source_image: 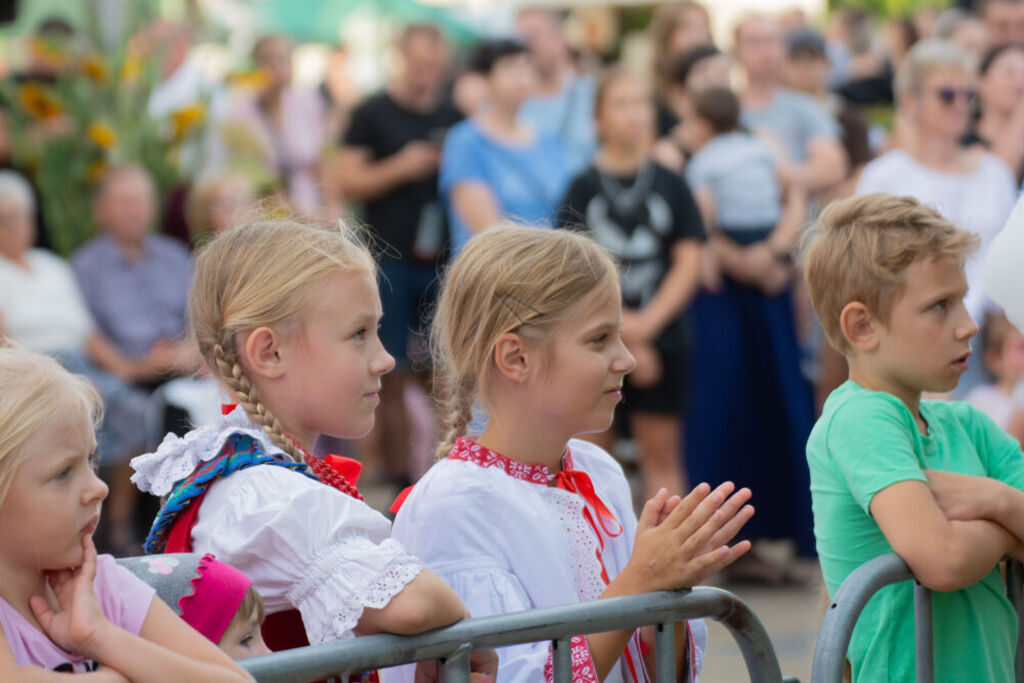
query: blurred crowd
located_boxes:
[3,0,1024,578]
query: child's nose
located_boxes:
[958,309,980,340]
[84,470,109,505]
[375,347,396,376]
[614,342,637,375]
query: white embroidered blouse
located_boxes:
[383,437,707,683]
[130,406,424,645]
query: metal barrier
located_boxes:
[241,587,798,683]
[811,554,1024,683]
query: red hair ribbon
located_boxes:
[324,454,362,487]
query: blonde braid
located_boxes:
[211,340,365,500]
[435,374,475,460]
[212,341,304,463]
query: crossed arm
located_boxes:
[870,474,1024,592]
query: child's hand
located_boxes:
[625,483,754,592]
[925,470,998,522]
[413,648,497,683]
[29,536,111,661]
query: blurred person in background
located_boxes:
[983,0,1024,47]
[734,14,847,196]
[679,86,815,580]
[652,45,732,172]
[0,169,149,554]
[649,2,713,138]
[517,8,597,177]
[185,171,255,244]
[966,43,1024,180]
[557,70,704,501]
[337,23,462,487]
[933,8,990,63]
[220,35,328,218]
[439,39,569,254]
[855,39,1016,390]
[883,16,920,70]
[782,28,872,194]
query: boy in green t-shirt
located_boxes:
[804,193,1024,682]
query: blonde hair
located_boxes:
[0,343,102,504]
[190,218,374,463]
[431,224,618,458]
[803,193,979,355]
[894,39,975,101]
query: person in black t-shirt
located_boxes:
[557,70,704,503]
[337,24,462,486]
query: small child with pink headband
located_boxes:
[120,554,270,659]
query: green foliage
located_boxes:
[0,2,206,256]
[828,0,950,18]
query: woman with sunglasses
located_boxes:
[855,39,1016,393]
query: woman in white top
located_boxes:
[856,40,1017,329]
[0,170,149,545]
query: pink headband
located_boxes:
[178,554,253,643]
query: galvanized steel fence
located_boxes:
[238,587,795,683]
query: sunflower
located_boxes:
[86,160,108,185]
[87,121,118,150]
[170,103,205,142]
[17,83,63,120]
[79,55,108,83]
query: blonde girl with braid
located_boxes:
[387,225,755,683]
[130,220,493,679]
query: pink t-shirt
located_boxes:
[0,555,156,673]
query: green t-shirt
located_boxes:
[807,380,1024,682]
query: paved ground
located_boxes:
[701,581,822,682]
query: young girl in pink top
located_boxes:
[0,345,251,681]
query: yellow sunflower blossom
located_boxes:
[17,83,63,120]
[228,69,270,92]
[120,56,142,84]
[170,103,205,142]
[80,55,107,83]
[87,122,118,150]
[86,160,107,185]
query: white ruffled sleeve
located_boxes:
[191,465,424,644]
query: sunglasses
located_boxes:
[931,86,978,106]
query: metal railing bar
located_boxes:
[438,647,470,683]
[242,587,785,683]
[655,622,677,682]
[811,553,914,683]
[552,637,572,683]
[1007,560,1024,682]
[912,582,933,683]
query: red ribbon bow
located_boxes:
[324,454,362,487]
[555,468,623,539]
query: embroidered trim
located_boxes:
[543,634,599,682]
[447,437,552,485]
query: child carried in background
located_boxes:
[388,225,754,682]
[804,194,1024,682]
[965,311,1024,430]
[0,344,251,681]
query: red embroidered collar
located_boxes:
[448,437,574,485]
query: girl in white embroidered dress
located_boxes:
[130,220,487,662]
[388,225,755,683]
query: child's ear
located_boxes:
[242,326,286,379]
[839,302,880,352]
[493,332,530,383]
